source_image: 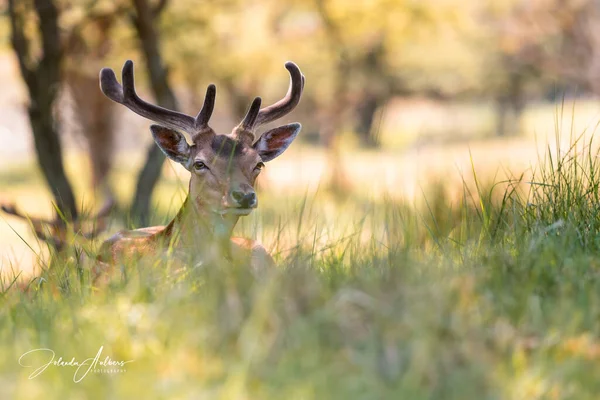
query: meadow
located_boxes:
[2,102,600,399]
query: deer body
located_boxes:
[99,196,272,269]
[96,60,304,272]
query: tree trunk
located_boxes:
[354,94,383,148]
[314,0,352,193]
[64,10,118,203]
[8,0,78,221]
[28,104,79,221]
[495,74,525,138]
[354,38,387,148]
[495,96,508,137]
[66,70,116,200]
[129,0,179,225]
[508,72,525,136]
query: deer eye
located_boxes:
[254,162,265,172]
[194,161,208,171]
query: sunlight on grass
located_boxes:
[3,113,600,398]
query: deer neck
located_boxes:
[164,196,240,250]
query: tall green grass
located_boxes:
[2,132,600,399]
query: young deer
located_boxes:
[97,60,304,270]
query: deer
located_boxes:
[96,60,304,272]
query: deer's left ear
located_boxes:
[151,125,192,167]
[253,123,301,162]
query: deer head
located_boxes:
[99,60,304,222]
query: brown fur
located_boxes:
[96,132,271,278]
[96,61,305,280]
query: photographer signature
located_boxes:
[19,346,134,382]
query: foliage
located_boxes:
[2,128,600,398]
[7,0,600,141]
[4,2,600,395]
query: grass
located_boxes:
[2,128,600,398]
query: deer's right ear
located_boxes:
[151,125,192,167]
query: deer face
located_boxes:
[99,60,304,218]
[151,123,301,216]
[191,134,262,215]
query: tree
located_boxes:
[549,0,600,95]
[8,0,78,221]
[63,0,123,203]
[478,0,547,137]
[310,0,464,146]
[128,0,180,225]
[473,0,600,136]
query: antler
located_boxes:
[1,198,115,250]
[235,97,262,142]
[99,60,216,134]
[233,61,305,141]
[256,61,305,126]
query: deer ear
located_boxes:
[253,123,301,162]
[151,125,191,166]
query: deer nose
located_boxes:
[230,190,257,208]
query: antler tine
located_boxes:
[2,199,114,250]
[2,198,114,228]
[91,197,115,220]
[254,61,305,127]
[99,60,197,134]
[194,84,217,130]
[76,197,115,239]
[233,97,262,142]
[240,97,262,130]
[80,214,109,240]
[1,203,57,227]
[1,203,64,248]
[33,229,65,250]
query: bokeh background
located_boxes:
[6,2,600,398]
[3,0,600,272]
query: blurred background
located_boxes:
[3,0,600,272]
